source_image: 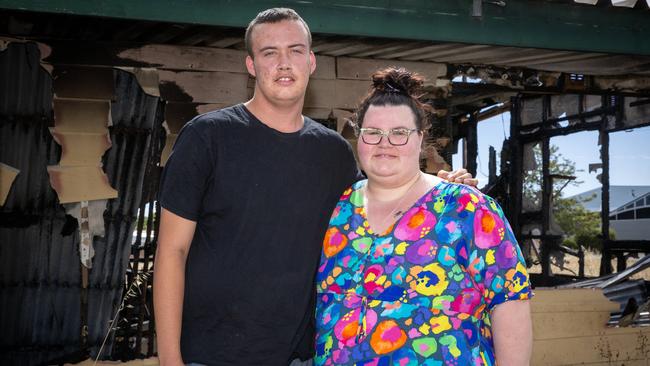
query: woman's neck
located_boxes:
[365,171,422,203]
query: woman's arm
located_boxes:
[491,299,533,366]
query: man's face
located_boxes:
[245,20,316,107]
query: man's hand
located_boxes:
[437,168,479,187]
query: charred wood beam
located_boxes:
[477,102,510,123]
[629,98,650,107]
[521,234,563,240]
[541,95,552,278]
[452,81,553,95]
[34,39,248,74]
[518,107,616,133]
[442,112,454,166]
[488,146,497,185]
[519,120,602,143]
[520,211,543,223]
[452,79,650,98]
[600,95,612,276]
[527,273,578,287]
[518,119,650,143]
[606,120,650,134]
[464,113,478,177]
[614,95,625,130]
[606,240,650,252]
[557,244,581,258]
[42,40,158,68]
[617,253,627,272]
[508,96,523,243]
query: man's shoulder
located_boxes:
[303,117,349,144]
[184,104,247,132]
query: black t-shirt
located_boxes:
[158,104,361,365]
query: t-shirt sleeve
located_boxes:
[466,192,533,310]
[158,123,214,222]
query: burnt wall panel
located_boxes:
[0,42,80,366]
[0,43,52,118]
[0,42,165,365]
[86,69,165,359]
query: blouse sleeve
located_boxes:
[466,191,533,310]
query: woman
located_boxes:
[315,67,533,365]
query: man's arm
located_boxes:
[154,208,197,366]
[491,300,533,366]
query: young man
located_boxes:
[154,8,476,366]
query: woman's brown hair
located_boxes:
[351,67,433,132]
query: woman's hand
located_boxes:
[437,168,479,187]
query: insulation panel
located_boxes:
[52,99,111,133]
[47,165,118,203]
[0,162,20,206]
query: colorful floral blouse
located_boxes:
[315,180,532,365]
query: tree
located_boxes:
[554,196,604,252]
[522,144,604,252]
[522,144,581,207]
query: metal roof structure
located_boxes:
[1,0,649,54]
[1,0,650,79]
[575,0,650,8]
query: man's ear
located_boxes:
[309,51,316,75]
[245,55,256,77]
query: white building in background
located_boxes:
[569,186,650,241]
[609,192,650,240]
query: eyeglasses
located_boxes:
[357,127,420,146]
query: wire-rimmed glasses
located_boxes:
[358,127,419,146]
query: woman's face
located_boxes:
[357,104,423,186]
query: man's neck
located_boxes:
[244,96,305,133]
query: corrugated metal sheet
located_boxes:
[0,41,165,365]
[603,279,647,311]
[575,0,650,8]
[604,280,650,327]
[105,70,164,360]
[0,41,79,366]
[560,255,650,327]
[88,69,164,360]
[0,42,52,118]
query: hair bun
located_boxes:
[371,67,424,97]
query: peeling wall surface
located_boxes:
[0,42,164,365]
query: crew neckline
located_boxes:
[239,104,308,137]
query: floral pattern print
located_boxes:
[315,180,532,365]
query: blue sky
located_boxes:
[452,112,650,197]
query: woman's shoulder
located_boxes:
[350,178,368,191]
[333,179,367,206]
[430,179,503,212]
[432,177,479,196]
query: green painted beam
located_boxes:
[1,0,649,56]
